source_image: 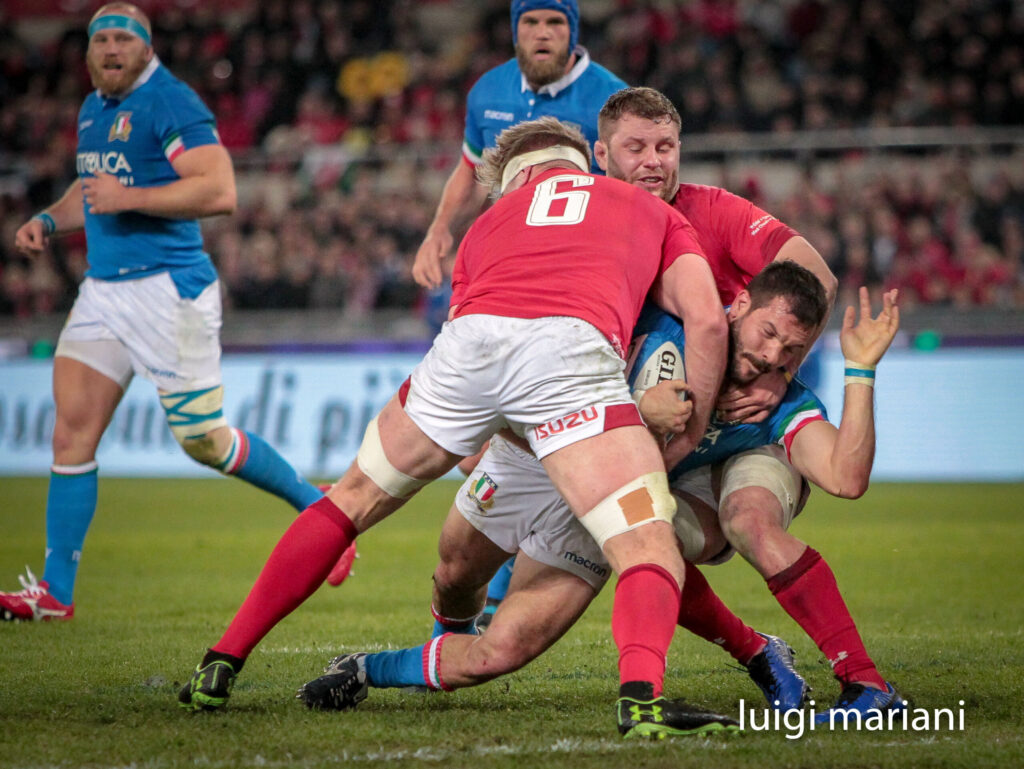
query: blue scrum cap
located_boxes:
[511,0,579,51]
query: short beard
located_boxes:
[87,53,150,97]
[727,318,771,384]
[516,44,571,89]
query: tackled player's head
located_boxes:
[87,2,154,97]
[596,88,682,203]
[477,116,591,196]
[727,262,828,384]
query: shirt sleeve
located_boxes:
[708,187,799,273]
[773,385,829,460]
[462,82,485,166]
[152,83,220,163]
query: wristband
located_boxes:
[844,358,876,387]
[34,212,56,235]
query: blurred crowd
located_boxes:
[1,0,1023,320]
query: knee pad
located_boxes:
[579,472,676,549]
[159,385,229,444]
[721,445,805,530]
[356,415,429,499]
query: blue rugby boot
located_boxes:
[744,633,810,710]
[814,682,908,726]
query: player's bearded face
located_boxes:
[515,10,572,88]
[87,28,152,97]
[602,115,680,203]
[727,314,773,384]
[728,297,813,383]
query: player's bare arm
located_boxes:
[412,160,487,289]
[14,180,85,255]
[82,143,236,219]
[651,252,728,467]
[788,287,899,498]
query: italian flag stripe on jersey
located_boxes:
[163,133,185,162]
[781,408,824,457]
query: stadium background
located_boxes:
[1,0,1022,480]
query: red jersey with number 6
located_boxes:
[451,168,704,357]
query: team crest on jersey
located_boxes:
[109,112,133,142]
[468,472,498,512]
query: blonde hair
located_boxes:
[477,116,591,194]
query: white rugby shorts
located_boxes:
[456,435,611,590]
[404,314,641,459]
[55,273,223,393]
[455,439,809,583]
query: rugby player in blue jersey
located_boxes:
[410,0,627,290]
[298,264,906,732]
[2,3,329,622]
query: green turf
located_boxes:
[1,478,1022,768]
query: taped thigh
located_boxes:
[720,444,805,529]
[356,414,429,499]
[578,471,676,549]
[159,384,229,442]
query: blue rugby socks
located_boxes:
[430,604,479,638]
[42,462,98,605]
[218,428,322,511]
[364,635,453,691]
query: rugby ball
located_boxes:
[626,335,686,400]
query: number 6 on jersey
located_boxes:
[526,175,594,226]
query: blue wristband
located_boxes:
[844,358,876,387]
[33,212,56,235]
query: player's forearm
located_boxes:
[44,181,86,234]
[129,173,236,219]
[827,383,876,498]
[429,160,484,233]
[678,311,727,447]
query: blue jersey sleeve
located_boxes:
[766,379,829,447]
[151,79,219,157]
[463,81,486,164]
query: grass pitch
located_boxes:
[1,477,1022,769]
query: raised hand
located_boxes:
[840,287,900,367]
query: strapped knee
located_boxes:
[160,385,229,461]
[579,472,676,549]
[356,415,429,499]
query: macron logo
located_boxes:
[484,110,515,122]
